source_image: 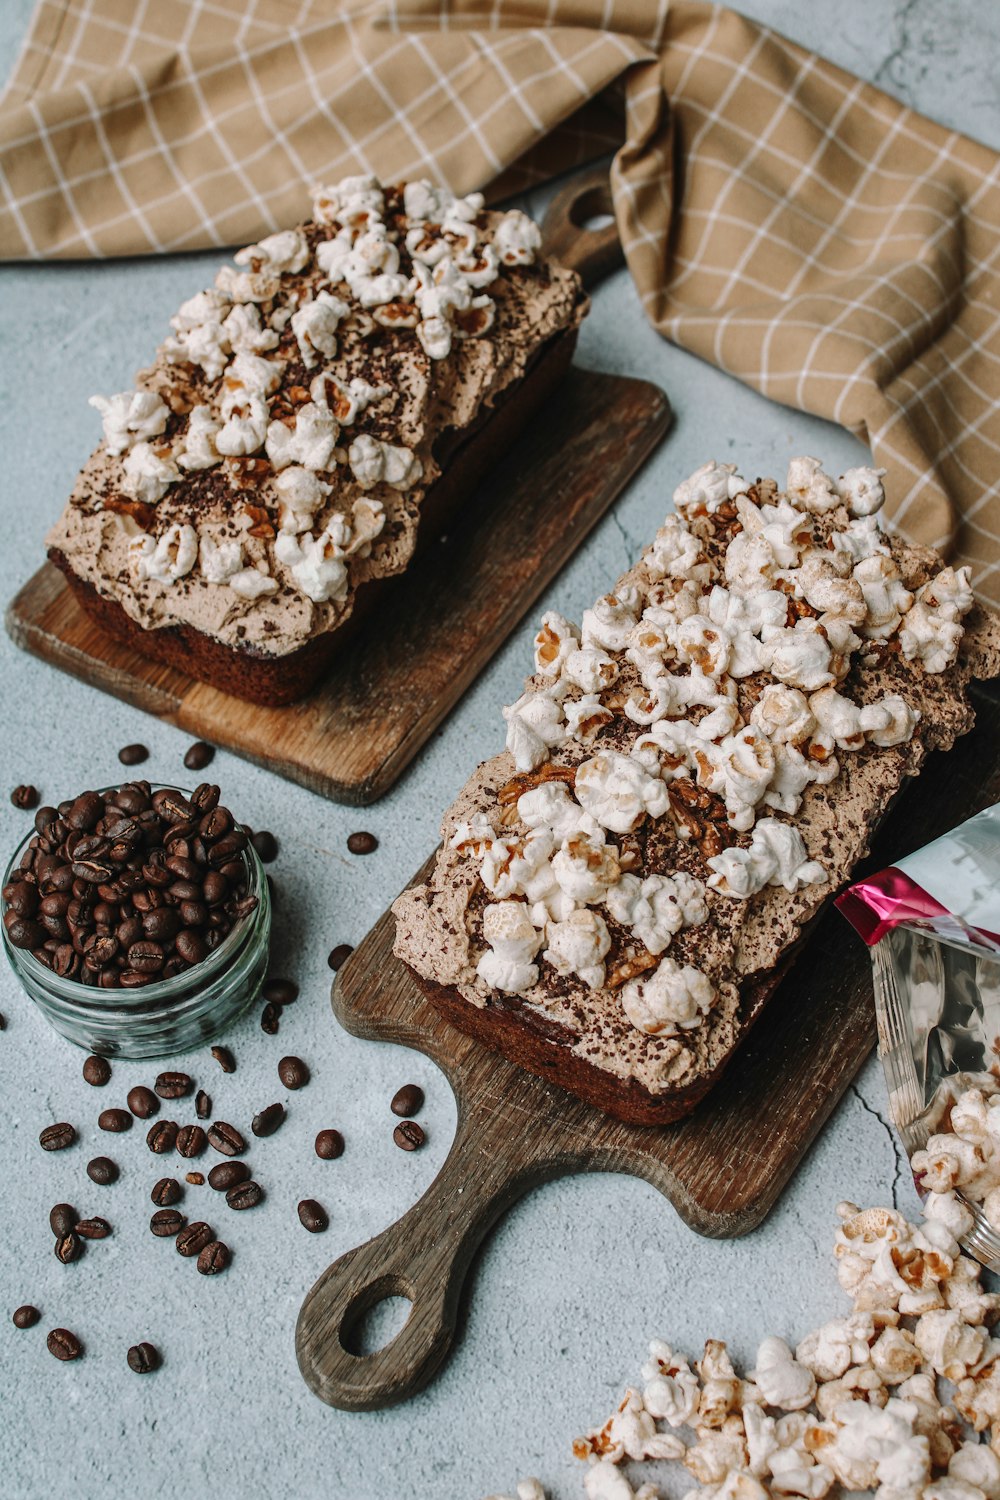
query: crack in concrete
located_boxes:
[873,0,924,99]
[850,1083,906,1209]
[608,510,638,570]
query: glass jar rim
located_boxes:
[2,783,265,1008]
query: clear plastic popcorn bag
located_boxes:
[838,802,1000,1271]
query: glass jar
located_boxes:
[1,794,271,1059]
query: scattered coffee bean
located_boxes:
[75,1217,111,1240]
[126,1085,158,1119]
[252,1102,285,1138]
[260,1002,280,1035]
[183,741,215,772]
[154,1071,192,1100]
[117,744,149,766]
[251,830,278,863]
[206,1121,245,1157]
[393,1120,425,1152]
[297,1199,328,1233]
[12,1305,40,1329]
[327,943,353,971]
[175,1221,213,1257]
[150,1209,185,1238]
[55,1232,82,1264]
[195,1089,211,1120]
[347,831,378,855]
[11,784,40,810]
[47,1328,82,1361]
[185,1171,205,1186]
[98,1108,131,1134]
[87,1155,118,1185]
[127,1341,160,1374]
[82,1054,111,1087]
[210,1045,235,1073]
[176,1124,206,1159]
[278,1056,308,1090]
[315,1129,344,1161]
[151,1177,181,1207]
[197,1240,230,1275]
[262,977,297,1006]
[226,1180,263,1211]
[49,1203,77,1237]
[39,1122,75,1152]
[146,1120,178,1155]
[390,1084,425,1118]
[207,1160,250,1192]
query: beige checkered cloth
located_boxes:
[4,1,1000,601]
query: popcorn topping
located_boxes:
[619,955,716,1036]
[130,523,198,585]
[120,441,180,504]
[89,390,169,455]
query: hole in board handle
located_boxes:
[581,212,615,233]
[340,1279,414,1358]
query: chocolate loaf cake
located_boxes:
[46,178,588,705]
[392,457,1000,1125]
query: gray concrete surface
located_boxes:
[0,2,995,1496]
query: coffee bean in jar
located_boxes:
[1,782,272,1059]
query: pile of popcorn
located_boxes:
[86,175,541,608]
[914,1082,1000,1232]
[451,456,974,1036]
[486,1193,1000,1500]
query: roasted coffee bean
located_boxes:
[154,1071,192,1100]
[141,907,180,943]
[185,1171,205,1186]
[327,943,353,971]
[251,830,278,863]
[47,1328,82,1361]
[315,1129,344,1161]
[175,930,207,965]
[128,940,165,974]
[5,880,38,918]
[262,977,298,1006]
[207,1160,250,1192]
[151,1177,182,1207]
[97,1108,131,1134]
[153,788,194,823]
[13,1304,40,1329]
[392,1121,426,1152]
[127,1341,160,1374]
[195,1089,211,1120]
[150,1209,185,1238]
[11,784,40,810]
[34,806,57,834]
[210,1045,235,1074]
[206,1121,245,1157]
[347,831,378,855]
[197,1240,230,1275]
[278,1056,309,1091]
[52,943,80,978]
[252,1102,285,1138]
[146,1120,178,1155]
[190,783,220,814]
[49,1203,77,1237]
[297,1199,328,1234]
[81,1053,112,1087]
[183,741,215,772]
[87,1156,118,1185]
[118,744,149,766]
[260,1002,280,1035]
[202,870,228,906]
[199,807,233,843]
[83,933,119,970]
[226,1180,263,1211]
[127,1085,158,1119]
[176,1124,206,1159]
[39,1122,75,1152]
[75,1217,111,1240]
[55,1232,82,1264]
[175,1221,213,1257]
[6,916,44,949]
[390,1084,425,1118]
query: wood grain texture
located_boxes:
[6,368,670,804]
[296,682,1000,1410]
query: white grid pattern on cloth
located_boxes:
[4,0,1000,601]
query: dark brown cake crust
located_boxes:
[50,326,577,707]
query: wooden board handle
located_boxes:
[541,164,624,289]
[295,1107,540,1410]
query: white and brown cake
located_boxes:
[392,457,1000,1125]
[46,177,588,704]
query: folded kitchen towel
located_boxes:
[4,1,1000,599]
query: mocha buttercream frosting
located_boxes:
[47,178,587,657]
[392,457,1000,1098]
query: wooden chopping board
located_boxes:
[5,171,664,805]
[296,681,1000,1411]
